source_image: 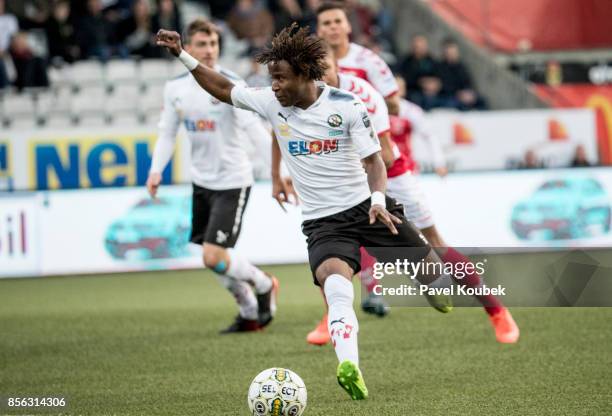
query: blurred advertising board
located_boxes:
[421,167,612,247]
[36,182,306,277]
[4,126,190,191]
[0,194,41,276]
[413,108,598,172]
[0,108,600,191]
[1,168,611,278]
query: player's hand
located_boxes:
[435,166,448,178]
[156,29,182,57]
[146,172,162,198]
[369,205,402,235]
[272,176,298,212]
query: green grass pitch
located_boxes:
[1,264,611,415]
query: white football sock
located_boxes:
[226,249,272,294]
[324,274,359,366]
[214,274,258,320]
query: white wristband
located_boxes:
[178,50,199,71]
[371,191,386,208]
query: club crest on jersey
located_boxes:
[288,139,338,156]
[184,119,216,132]
[278,123,290,137]
[327,114,343,128]
[210,97,220,105]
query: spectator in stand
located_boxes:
[45,0,80,65]
[6,0,49,29]
[10,31,49,90]
[245,51,270,87]
[297,0,321,31]
[399,34,443,109]
[117,0,160,58]
[227,0,274,49]
[152,0,181,36]
[571,145,592,167]
[518,149,543,169]
[0,0,18,88]
[152,0,181,59]
[437,38,486,111]
[269,0,303,35]
[75,0,115,61]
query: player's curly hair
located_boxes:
[256,23,329,81]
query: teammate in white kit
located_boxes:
[156,23,453,400]
[316,1,400,115]
[147,19,278,334]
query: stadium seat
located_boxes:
[139,83,164,115]
[44,112,74,129]
[6,114,39,130]
[41,85,73,118]
[110,111,144,126]
[105,84,140,115]
[140,59,172,84]
[77,112,109,127]
[70,85,107,116]
[68,60,105,89]
[3,92,35,118]
[106,60,138,86]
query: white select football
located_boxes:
[247,368,307,416]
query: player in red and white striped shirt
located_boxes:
[316,2,400,115]
[313,3,520,343]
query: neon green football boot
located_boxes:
[423,291,453,313]
[336,361,368,400]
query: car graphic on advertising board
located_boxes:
[105,196,191,260]
[511,178,611,241]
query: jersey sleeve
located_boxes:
[151,82,180,174]
[366,83,391,136]
[348,100,382,159]
[231,84,274,119]
[365,52,399,98]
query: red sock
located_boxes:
[359,247,378,294]
[442,247,503,316]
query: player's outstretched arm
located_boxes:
[362,152,402,234]
[156,29,235,105]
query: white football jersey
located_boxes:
[338,43,399,99]
[151,67,264,190]
[338,73,390,135]
[231,83,381,220]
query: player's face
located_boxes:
[185,31,219,68]
[269,61,305,107]
[321,54,338,86]
[317,9,351,47]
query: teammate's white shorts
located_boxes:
[387,171,434,230]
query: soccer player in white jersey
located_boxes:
[147,19,278,334]
[300,44,451,345]
[156,23,455,400]
[316,1,400,115]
